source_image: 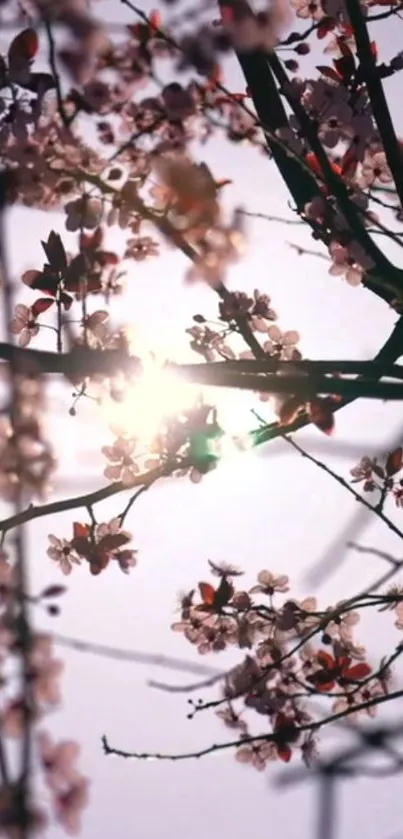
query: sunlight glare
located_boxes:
[103,360,201,443]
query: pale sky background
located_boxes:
[2,1,403,837]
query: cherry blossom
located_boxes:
[262,325,301,360]
[47,536,81,576]
[249,570,290,595]
[102,437,140,484]
[235,740,277,770]
[10,304,40,347]
[359,150,393,188]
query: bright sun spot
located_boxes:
[102,360,200,443]
[101,345,275,461]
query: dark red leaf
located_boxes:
[71,537,91,557]
[198,582,215,605]
[372,462,385,480]
[345,662,372,681]
[8,28,39,64]
[309,398,335,435]
[316,65,342,83]
[386,447,403,476]
[340,143,358,178]
[317,651,335,669]
[41,585,67,599]
[73,522,89,540]
[214,576,234,608]
[41,231,67,272]
[97,251,119,267]
[97,533,130,553]
[333,54,355,83]
[279,396,304,426]
[277,745,292,762]
[31,297,54,317]
[317,17,336,38]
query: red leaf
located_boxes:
[41,585,67,599]
[41,231,67,272]
[8,28,39,64]
[279,396,304,426]
[317,17,336,38]
[309,398,335,435]
[386,447,403,476]
[316,65,343,83]
[345,662,372,681]
[317,651,335,669]
[71,537,90,557]
[31,297,54,317]
[73,522,89,540]
[198,582,216,605]
[333,54,355,83]
[277,745,292,762]
[340,143,358,178]
[97,533,130,553]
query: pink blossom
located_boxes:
[55,775,90,835]
[10,305,40,348]
[102,437,140,484]
[250,570,290,595]
[263,325,301,360]
[37,730,81,792]
[47,536,81,575]
[236,740,277,770]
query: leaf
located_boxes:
[309,398,335,435]
[316,65,342,83]
[333,54,355,83]
[278,396,304,426]
[71,537,91,557]
[277,745,292,762]
[8,28,39,64]
[198,582,216,605]
[316,17,336,38]
[345,662,372,681]
[97,533,131,553]
[340,143,358,178]
[386,447,403,476]
[41,585,67,599]
[41,231,67,272]
[20,72,56,94]
[372,461,385,479]
[31,297,54,317]
[73,522,89,540]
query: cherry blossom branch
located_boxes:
[0,460,182,535]
[121,1,403,304]
[268,52,403,295]
[346,0,403,211]
[4,343,403,382]
[101,688,403,762]
[282,434,403,544]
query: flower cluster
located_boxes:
[172,561,397,769]
[47,518,137,576]
[350,447,403,507]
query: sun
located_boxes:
[100,342,273,458]
[102,356,202,443]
